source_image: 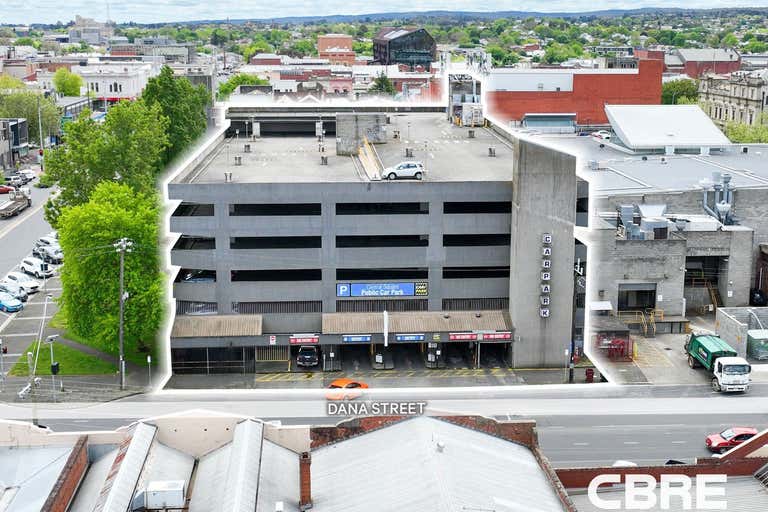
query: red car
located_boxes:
[0,184,16,194]
[706,427,758,454]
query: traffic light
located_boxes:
[51,362,60,375]
[1,344,6,354]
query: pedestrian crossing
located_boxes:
[253,367,519,382]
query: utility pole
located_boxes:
[37,95,44,171]
[114,238,133,390]
[0,338,5,392]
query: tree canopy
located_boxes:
[142,66,209,164]
[369,73,396,95]
[662,79,699,104]
[0,73,24,90]
[43,100,169,226]
[726,114,768,143]
[217,73,269,100]
[57,182,163,359]
[52,68,84,96]
[0,91,60,145]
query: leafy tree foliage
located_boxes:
[142,66,209,164]
[57,182,163,358]
[0,91,60,145]
[0,74,24,89]
[43,101,169,226]
[543,42,584,64]
[726,114,768,143]
[662,79,699,105]
[217,73,269,100]
[52,68,83,96]
[370,73,396,95]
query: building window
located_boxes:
[173,236,215,250]
[443,234,510,246]
[176,300,217,315]
[230,269,322,281]
[229,203,321,216]
[175,268,216,282]
[336,268,428,280]
[336,235,428,248]
[336,202,429,215]
[442,266,510,279]
[443,201,512,214]
[172,202,214,216]
[230,236,321,249]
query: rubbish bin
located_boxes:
[585,368,595,383]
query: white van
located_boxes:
[19,257,54,279]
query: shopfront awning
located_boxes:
[322,310,511,335]
[171,314,263,338]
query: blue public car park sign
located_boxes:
[336,282,427,297]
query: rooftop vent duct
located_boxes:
[224,171,232,182]
[468,129,475,138]
[488,146,496,157]
[320,155,328,165]
[234,155,242,166]
[405,147,414,158]
[244,144,251,153]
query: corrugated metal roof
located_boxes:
[677,48,739,63]
[570,476,768,512]
[222,420,264,512]
[311,416,565,512]
[93,422,156,512]
[133,442,195,500]
[322,310,511,334]
[255,441,299,512]
[189,443,232,512]
[0,445,74,512]
[171,314,262,338]
[69,449,118,512]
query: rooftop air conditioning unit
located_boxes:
[131,481,186,511]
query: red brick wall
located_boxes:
[486,59,663,125]
[556,458,768,489]
[41,436,89,512]
[318,35,353,53]
[311,416,408,448]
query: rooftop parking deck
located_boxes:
[173,113,514,184]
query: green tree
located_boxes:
[369,72,396,95]
[0,91,60,146]
[0,74,24,89]
[288,39,316,57]
[721,33,739,48]
[52,68,84,96]
[142,66,210,164]
[43,101,169,226]
[661,79,699,104]
[543,42,583,64]
[216,73,269,100]
[57,182,163,359]
[726,114,768,143]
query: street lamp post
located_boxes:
[46,334,59,402]
[114,238,133,390]
[147,354,152,388]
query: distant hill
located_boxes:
[159,7,768,26]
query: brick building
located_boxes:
[636,48,741,78]
[317,34,356,66]
[485,59,663,127]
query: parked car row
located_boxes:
[0,232,62,312]
[3,168,37,188]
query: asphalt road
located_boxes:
[0,179,56,278]
[4,384,767,466]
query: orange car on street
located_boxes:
[326,378,369,400]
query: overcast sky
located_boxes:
[1,1,765,25]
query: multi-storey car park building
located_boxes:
[167,105,579,375]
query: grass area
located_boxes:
[9,341,117,376]
[48,310,153,367]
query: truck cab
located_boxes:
[685,333,751,393]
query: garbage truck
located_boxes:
[684,333,751,392]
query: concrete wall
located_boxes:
[715,306,768,357]
[588,225,687,316]
[169,180,513,334]
[509,138,577,367]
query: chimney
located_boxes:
[299,451,312,510]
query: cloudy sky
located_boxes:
[1,1,766,24]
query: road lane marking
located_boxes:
[623,441,640,445]
[0,200,48,241]
[671,441,687,444]
[0,333,38,337]
[572,442,590,446]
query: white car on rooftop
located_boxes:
[383,161,426,181]
[593,130,612,140]
[2,272,40,294]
